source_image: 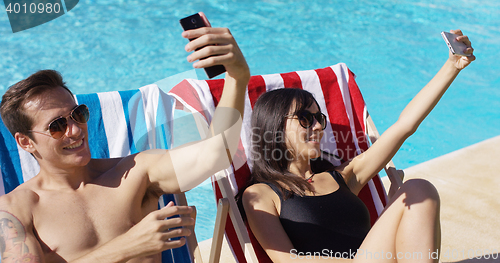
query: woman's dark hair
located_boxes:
[247,88,322,198]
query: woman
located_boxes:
[242,30,475,262]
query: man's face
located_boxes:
[23,86,91,169]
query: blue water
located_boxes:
[1,0,499,241]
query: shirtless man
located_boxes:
[0,13,249,262]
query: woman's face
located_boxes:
[284,101,324,162]
[1,221,18,240]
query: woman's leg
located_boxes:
[354,179,441,263]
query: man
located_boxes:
[0,13,249,262]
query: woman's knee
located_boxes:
[399,179,440,207]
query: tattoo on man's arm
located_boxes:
[0,211,41,262]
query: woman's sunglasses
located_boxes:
[29,104,90,139]
[286,110,327,130]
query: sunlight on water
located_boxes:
[1,0,499,241]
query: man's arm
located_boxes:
[0,209,43,263]
[144,13,250,194]
[0,191,45,263]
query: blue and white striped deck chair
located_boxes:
[0,84,202,263]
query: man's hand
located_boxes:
[182,12,250,82]
[123,202,195,257]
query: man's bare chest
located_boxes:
[32,186,145,260]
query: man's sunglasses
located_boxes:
[286,110,327,130]
[29,104,90,139]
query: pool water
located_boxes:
[1,0,499,241]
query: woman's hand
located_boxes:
[447,29,476,70]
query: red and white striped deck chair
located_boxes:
[168,63,404,263]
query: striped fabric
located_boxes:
[0,84,190,262]
[169,63,388,263]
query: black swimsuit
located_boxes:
[265,171,371,256]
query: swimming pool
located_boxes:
[1,0,499,241]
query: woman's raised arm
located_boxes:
[338,29,475,195]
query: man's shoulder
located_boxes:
[98,150,169,176]
[89,157,124,168]
[89,155,149,185]
[0,185,40,206]
[0,186,39,224]
[88,157,126,178]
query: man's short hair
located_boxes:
[0,70,74,138]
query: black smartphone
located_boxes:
[180,13,226,79]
